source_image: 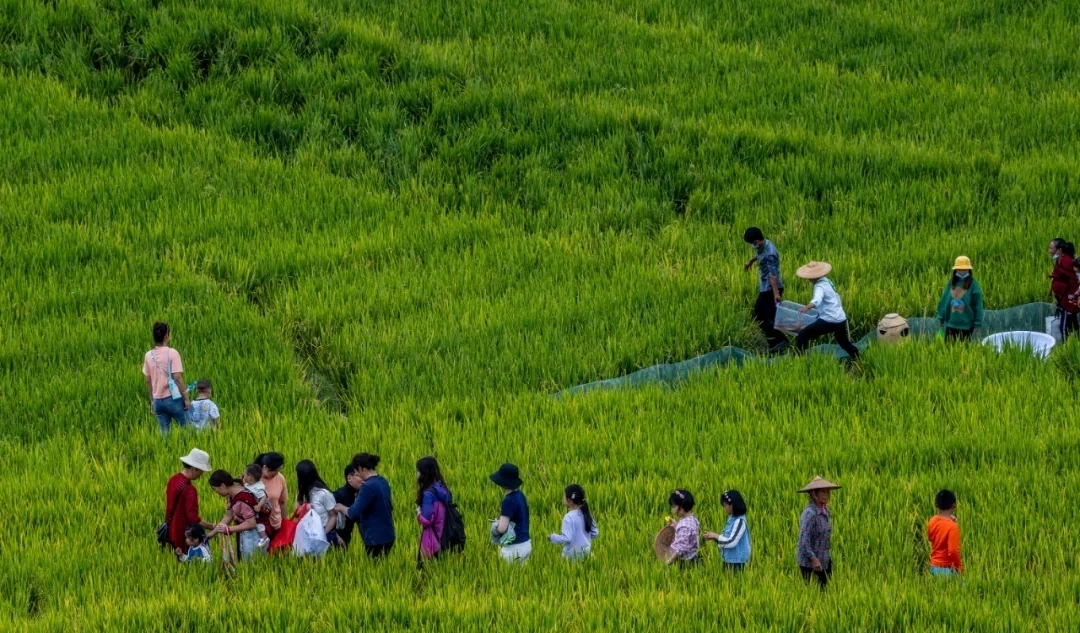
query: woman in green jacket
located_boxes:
[936,256,984,341]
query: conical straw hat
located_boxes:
[798,476,841,493]
[796,261,832,280]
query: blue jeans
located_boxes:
[153,398,188,435]
[930,566,957,577]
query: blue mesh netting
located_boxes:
[556,303,1057,397]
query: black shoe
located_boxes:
[768,340,790,354]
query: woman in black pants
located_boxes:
[793,261,860,361]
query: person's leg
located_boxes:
[725,562,745,572]
[800,566,815,583]
[795,319,829,352]
[813,564,831,589]
[830,320,860,360]
[153,399,171,436]
[1065,311,1079,340]
[754,290,787,349]
[945,328,972,342]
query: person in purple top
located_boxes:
[416,456,452,568]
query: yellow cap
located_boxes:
[952,256,973,271]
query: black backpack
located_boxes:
[440,494,466,553]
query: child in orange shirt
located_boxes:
[928,489,963,577]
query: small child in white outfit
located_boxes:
[177,525,212,563]
[243,463,270,549]
[186,379,221,430]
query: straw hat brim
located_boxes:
[796,262,832,279]
[798,476,841,493]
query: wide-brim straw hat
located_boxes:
[952,256,973,271]
[489,463,523,489]
[798,476,841,493]
[654,525,676,560]
[179,448,212,473]
[796,261,832,280]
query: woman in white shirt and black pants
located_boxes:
[794,261,860,361]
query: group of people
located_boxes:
[744,229,1080,354]
[163,450,599,567]
[143,322,220,435]
[661,477,961,589]
[165,449,964,586]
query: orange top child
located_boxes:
[928,489,963,576]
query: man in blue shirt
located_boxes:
[743,227,787,352]
[334,453,395,558]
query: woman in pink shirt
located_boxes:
[142,322,190,436]
[256,452,288,532]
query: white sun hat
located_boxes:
[179,448,212,472]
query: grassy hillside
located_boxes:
[1,0,1079,629]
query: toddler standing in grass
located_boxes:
[186,379,220,431]
[928,489,963,577]
[177,525,212,563]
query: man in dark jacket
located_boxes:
[333,464,362,547]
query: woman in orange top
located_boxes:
[928,489,963,576]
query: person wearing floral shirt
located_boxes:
[797,477,840,589]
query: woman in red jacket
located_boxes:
[1049,238,1078,340]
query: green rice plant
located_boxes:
[2,0,1080,629]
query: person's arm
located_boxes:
[496,496,514,535]
[949,524,963,573]
[761,251,781,303]
[798,513,821,569]
[181,487,206,532]
[210,402,220,429]
[145,373,155,414]
[418,489,437,522]
[549,514,573,545]
[972,285,984,330]
[936,285,950,324]
[322,496,339,534]
[713,517,746,549]
[344,482,374,522]
[800,283,825,314]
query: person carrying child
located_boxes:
[242,464,272,549]
[703,490,750,571]
[186,379,220,431]
[665,489,700,566]
[928,489,963,577]
[547,484,598,561]
[793,261,860,361]
[207,469,265,560]
[176,525,212,563]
